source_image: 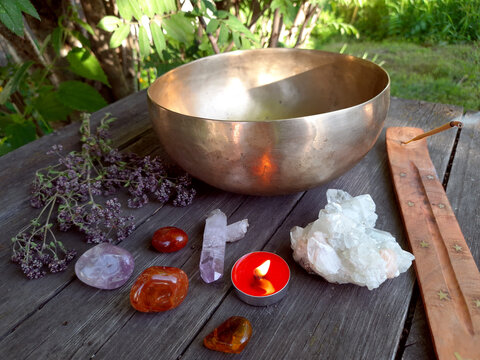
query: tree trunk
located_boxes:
[81,0,133,99]
[0,23,43,69]
[268,9,283,48]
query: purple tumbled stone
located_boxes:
[75,243,134,289]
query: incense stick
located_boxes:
[402,121,463,144]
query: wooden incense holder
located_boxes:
[386,127,480,360]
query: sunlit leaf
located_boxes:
[152,0,176,14]
[127,0,143,21]
[162,13,194,43]
[58,81,107,112]
[67,47,110,86]
[76,18,95,35]
[116,0,134,20]
[98,16,122,32]
[138,26,151,58]
[150,22,166,57]
[109,23,130,48]
[138,0,155,18]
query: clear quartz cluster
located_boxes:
[290,189,414,290]
[200,209,249,283]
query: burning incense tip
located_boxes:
[402,121,463,144]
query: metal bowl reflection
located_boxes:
[148,48,390,195]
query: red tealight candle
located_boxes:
[231,251,290,306]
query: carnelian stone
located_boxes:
[204,316,252,353]
[130,266,188,312]
[152,227,188,253]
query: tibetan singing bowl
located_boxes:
[148,48,390,195]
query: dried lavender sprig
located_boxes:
[12,113,196,279]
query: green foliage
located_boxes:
[66,48,110,86]
[0,0,39,36]
[320,41,480,111]
[0,5,109,155]
[330,0,480,44]
[57,81,108,112]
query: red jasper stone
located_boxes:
[130,266,188,312]
[152,227,188,253]
[204,316,252,353]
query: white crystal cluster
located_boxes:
[290,189,414,290]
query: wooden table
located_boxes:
[0,91,478,359]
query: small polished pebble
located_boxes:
[204,316,252,354]
[152,226,188,253]
[130,266,188,312]
[75,243,134,290]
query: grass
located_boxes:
[316,40,480,111]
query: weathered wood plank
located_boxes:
[178,102,463,360]
[0,90,149,230]
[0,97,157,338]
[80,99,460,359]
[0,98,463,359]
[402,111,480,360]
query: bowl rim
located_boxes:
[147,48,390,124]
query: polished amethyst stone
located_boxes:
[75,243,134,289]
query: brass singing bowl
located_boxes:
[148,48,390,195]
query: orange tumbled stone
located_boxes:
[204,316,252,353]
[130,266,188,312]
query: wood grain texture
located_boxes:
[403,111,480,360]
[0,97,465,360]
[387,126,480,359]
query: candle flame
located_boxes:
[254,260,271,278]
[257,278,275,295]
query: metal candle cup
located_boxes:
[231,251,290,306]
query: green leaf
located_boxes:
[33,91,72,122]
[76,18,95,36]
[225,15,256,40]
[0,61,33,105]
[162,13,194,44]
[150,22,166,56]
[16,0,39,20]
[51,27,62,55]
[116,0,134,20]
[206,19,219,34]
[152,0,176,14]
[138,0,154,18]
[216,10,230,19]
[218,23,229,45]
[127,0,143,21]
[98,16,122,32]
[138,26,151,58]
[202,0,216,14]
[58,81,107,112]
[3,114,36,149]
[0,0,25,36]
[67,47,110,86]
[232,31,241,49]
[69,29,91,48]
[109,23,130,48]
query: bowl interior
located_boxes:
[148,49,389,121]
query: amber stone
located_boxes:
[204,316,252,353]
[130,266,188,312]
[152,227,188,253]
